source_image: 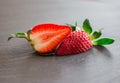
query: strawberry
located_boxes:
[8,24,71,54]
[55,19,115,56]
[55,30,92,56]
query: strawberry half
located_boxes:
[55,30,93,56]
[8,24,71,54]
[55,19,115,56]
[55,30,92,56]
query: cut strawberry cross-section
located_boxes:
[8,24,71,54]
[30,24,71,53]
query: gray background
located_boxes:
[0,0,120,83]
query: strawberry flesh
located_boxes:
[30,24,71,54]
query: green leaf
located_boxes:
[66,22,80,31]
[66,23,76,31]
[90,30,102,40]
[82,19,92,34]
[93,38,115,46]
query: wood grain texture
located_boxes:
[0,0,120,83]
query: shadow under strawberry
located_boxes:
[93,45,112,58]
[33,51,55,57]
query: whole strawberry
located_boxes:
[55,19,114,56]
[8,24,71,54]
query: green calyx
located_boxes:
[8,30,31,41]
[92,38,115,46]
[83,19,115,45]
[90,29,102,40]
[66,21,80,31]
[66,18,115,46]
[83,19,92,34]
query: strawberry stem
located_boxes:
[8,32,30,41]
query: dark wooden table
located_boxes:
[0,0,120,83]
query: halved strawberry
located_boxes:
[55,30,92,56]
[8,24,71,54]
[55,19,114,56]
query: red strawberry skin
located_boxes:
[55,30,92,56]
[30,24,71,54]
